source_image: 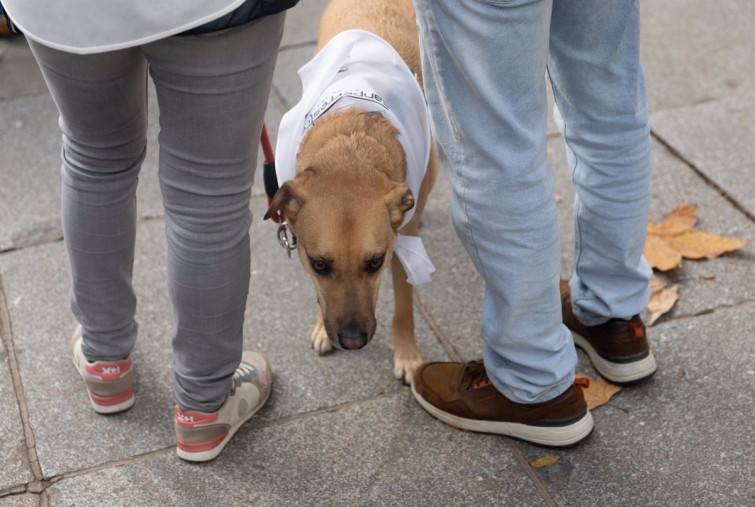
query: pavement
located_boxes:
[0,1,753,505]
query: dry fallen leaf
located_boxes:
[646,202,698,236]
[644,203,746,271]
[530,456,559,468]
[576,374,621,410]
[646,277,679,326]
[648,276,665,293]
[644,235,682,271]
[663,230,747,260]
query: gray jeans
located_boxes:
[28,13,285,412]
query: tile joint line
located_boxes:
[0,274,46,489]
[650,130,755,223]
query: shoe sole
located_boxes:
[87,391,135,415]
[411,383,594,447]
[571,331,657,384]
[176,358,273,463]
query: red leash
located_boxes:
[260,123,284,224]
[260,122,297,256]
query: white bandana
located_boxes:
[276,30,435,286]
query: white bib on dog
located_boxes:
[276,29,435,286]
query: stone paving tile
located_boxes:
[0,48,295,250]
[271,45,314,109]
[417,137,755,362]
[0,337,33,490]
[0,94,64,252]
[651,94,755,216]
[0,195,447,478]
[641,0,754,112]
[0,89,162,252]
[0,81,295,249]
[0,37,48,103]
[517,304,755,506]
[0,237,175,479]
[46,393,544,506]
[0,494,39,507]
[281,0,329,48]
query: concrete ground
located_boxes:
[1,1,753,505]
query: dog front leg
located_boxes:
[390,254,423,384]
[311,307,333,355]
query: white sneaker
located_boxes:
[71,325,135,414]
[174,351,272,462]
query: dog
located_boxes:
[265,0,439,384]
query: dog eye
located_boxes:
[365,256,384,274]
[310,259,330,275]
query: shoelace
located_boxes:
[232,361,258,388]
[463,361,492,390]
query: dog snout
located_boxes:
[337,327,369,350]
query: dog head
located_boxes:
[264,127,414,351]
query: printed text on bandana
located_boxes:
[304,88,389,132]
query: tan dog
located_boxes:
[265,0,438,383]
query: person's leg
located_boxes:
[27,41,147,362]
[413,0,575,404]
[548,0,653,325]
[142,13,285,413]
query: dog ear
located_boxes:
[263,169,315,223]
[384,182,415,230]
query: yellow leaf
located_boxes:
[530,456,559,468]
[644,203,746,270]
[575,374,621,410]
[647,202,698,236]
[646,283,679,325]
[663,230,747,260]
[644,235,682,271]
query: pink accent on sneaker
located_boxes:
[176,434,229,454]
[174,407,220,428]
[90,387,134,407]
[85,359,132,380]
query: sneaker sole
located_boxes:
[411,383,594,447]
[87,390,135,415]
[176,359,273,463]
[571,331,657,384]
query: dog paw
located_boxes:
[310,325,333,356]
[393,353,423,385]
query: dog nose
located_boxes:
[338,328,368,350]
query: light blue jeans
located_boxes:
[413,0,652,403]
[28,13,285,412]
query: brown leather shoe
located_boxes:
[561,280,657,383]
[411,360,593,447]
